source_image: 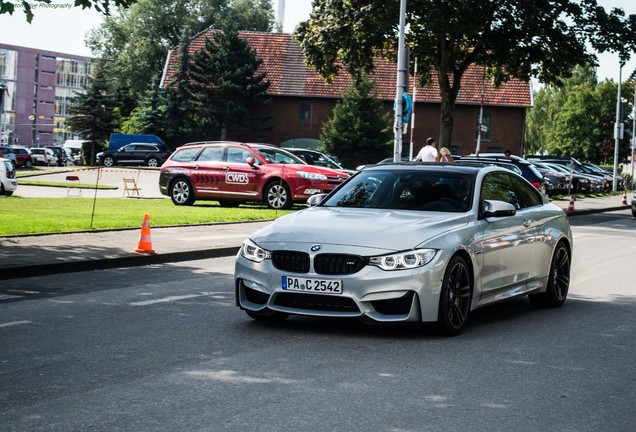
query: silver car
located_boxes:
[235,164,573,335]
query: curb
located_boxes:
[0,246,240,281]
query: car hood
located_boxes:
[269,163,347,177]
[250,207,470,254]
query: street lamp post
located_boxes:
[613,65,624,193]
[393,0,407,162]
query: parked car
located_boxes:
[0,146,33,168]
[45,146,68,167]
[97,143,172,167]
[284,147,356,175]
[530,162,572,195]
[159,141,350,209]
[235,163,573,335]
[459,154,546,193]
[581,162,623,191]
[537,162,596,194]
[30,147,54,166]
[0,157,18,195]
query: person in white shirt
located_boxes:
[414,137,439,162]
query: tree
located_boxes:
[187,27,271,140]
[0,0,137,22]
[66,63,120,165]
[86,0,273,117]
[320,76,392,168]
[295,0,636,150]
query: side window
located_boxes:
[480,172,518,209]
[171,147,202,162]
[226,147,252,164]
[509,175,543,209]
[298,104,311,123]
[197,146,224,162]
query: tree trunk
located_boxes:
[436,69,461,150]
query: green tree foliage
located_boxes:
[187,27,272,140]
[66,63,121,165]
[320,77,392,168]
[525,65,634,164]
[0,0,137,22]
[86,0,273,117]
[295,0,636,150]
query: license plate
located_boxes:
[281,276,343,294]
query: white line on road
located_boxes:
[0,320,32,328]
[129,292,218,306]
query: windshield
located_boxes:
[256,147,305,164]
[321,169,474,212]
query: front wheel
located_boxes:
[24,160,33,168]
[435,255,472,336]
[103,156,115,167]
[529,241,570,307]
[264,181,292,209]
[147,157,159,167]
[170,178,195,206]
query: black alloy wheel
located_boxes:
[436,255,472,336]
[529,241,570,307]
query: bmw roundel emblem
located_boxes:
[310,244,322,252]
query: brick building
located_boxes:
[161,31,532,157]
[0,43,91,148]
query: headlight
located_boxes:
[298,171,327,181]
[240,239,271,263]
[369,249,438,271]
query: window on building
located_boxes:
[0,49,18,80]
[475,112,491,141]
[298,104,311,123]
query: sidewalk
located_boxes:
[0,194,631,281]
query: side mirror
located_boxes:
[480,199,516,219]
[246,156,258,168]
[307,193,328,207]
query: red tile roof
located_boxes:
[162,30,531,108]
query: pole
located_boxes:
[625,81,636,192]
[613,65,623,193]
[408,57,418,160]
[393,0,407,162]
[475,67,486,156]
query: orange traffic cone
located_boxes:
[566,195,575,213]
[133,213,156,254]
[621,191,627,205]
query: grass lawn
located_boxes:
[0,197,296,236]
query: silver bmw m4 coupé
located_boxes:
[234,163,572,335]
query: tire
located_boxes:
[219,200,241,208]
[103,156,115,167]
[246,309,289,322]
[529,241,570,308]
[170,178,195,206]
[147,157,159,167]
[264,181,292,210]
[24,160,33,168]
[435,255,472,336]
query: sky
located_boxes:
[0,0,633,83]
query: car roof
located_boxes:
[362,161,503,176]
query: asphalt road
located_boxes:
[1,210,635,432]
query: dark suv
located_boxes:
[98,143,172,167]
[460,154,546,193]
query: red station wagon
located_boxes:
[159,142,350,209]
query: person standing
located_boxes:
[414,137,439,162]
[439,147,454,162]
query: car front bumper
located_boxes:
[234,251,446,324]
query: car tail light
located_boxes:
[532,181,541,189]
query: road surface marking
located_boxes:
[0,320,32,328]
[130,292,216,306]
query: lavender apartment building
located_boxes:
[0,43,91,148]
